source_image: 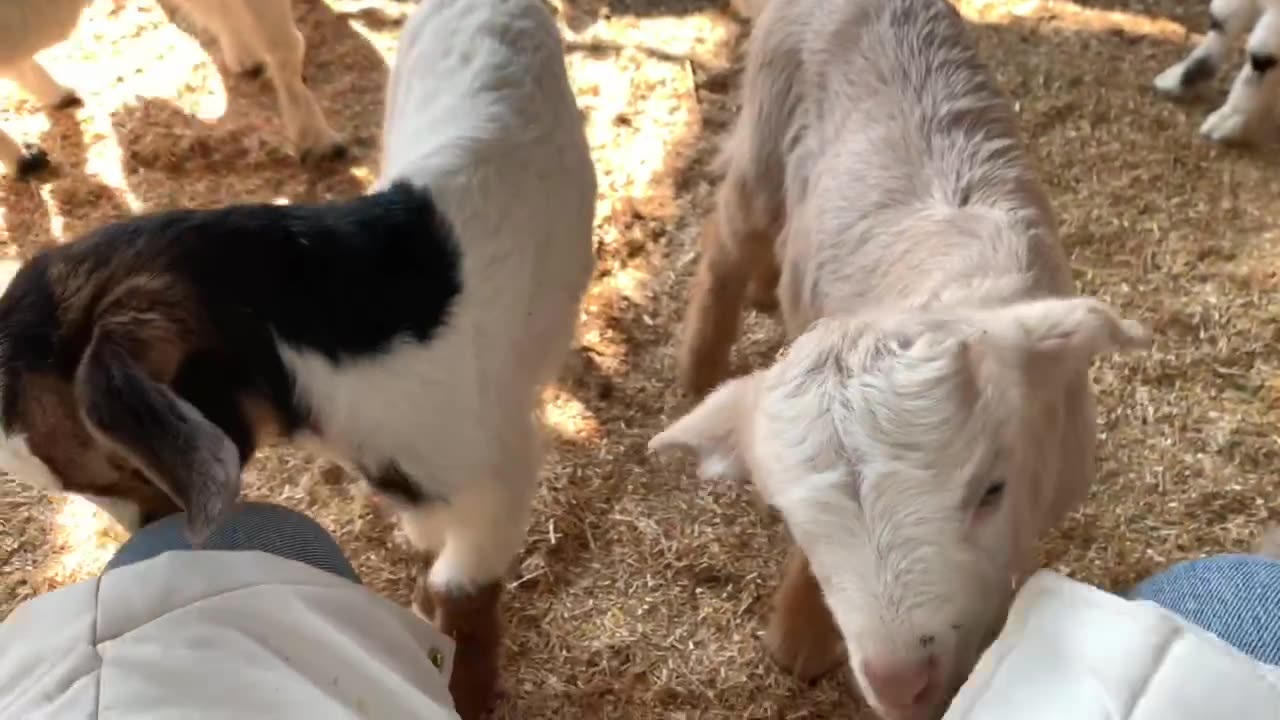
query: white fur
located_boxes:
[0,433,63,492]
[0,0,340,175]
[0,432,145,529]
[1154,0,1280,144]
[651,0,1151,718]
[282,0,595,593]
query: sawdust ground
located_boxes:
[0,0,1277,717]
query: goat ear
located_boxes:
[75,327,241,546]
[974,297,1152,381]
[648,373,760,483]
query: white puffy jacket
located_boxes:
[944,570,1280,719]
[0,550,460,719]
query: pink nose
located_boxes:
[862,655,936,711]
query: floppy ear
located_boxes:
[649,373,760,483]
[972,296,1152,382]
[74,316,241,546]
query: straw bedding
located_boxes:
[0,0,1276,717]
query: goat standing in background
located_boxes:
[0,0,596,716]
[1154,0,1280,144]
[0,0,344,179]
[651,0,1151,718]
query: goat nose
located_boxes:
[862,655,936,710]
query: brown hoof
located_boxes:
[15,146,52,181]
[747,288,780,314]
[300,141,350,165]
[764,546,846,682]
[746,262,780,314]
[429,581,504,720]
[53,93,84,111]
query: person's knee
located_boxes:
[228,500,327,529]
[1130,553,1280,603]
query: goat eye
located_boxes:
[978,481,1005,508]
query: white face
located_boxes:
[753,372,1028,719]
[650,296,1152,720]
[752,316,1042,719]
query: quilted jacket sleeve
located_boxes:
[0,550,459,720]
[943,570,1280,720]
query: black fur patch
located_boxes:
[1250,52,1278,74]
[0,253,62,433]
[1182,55,1217,86]
[364,460,443,506]
[0,180,462,450]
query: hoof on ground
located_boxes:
[15,147,52,181]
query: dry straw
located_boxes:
[0,0,1276,717]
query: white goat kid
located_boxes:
[651,0,1152,719]
[1154,0,1280,143]
[0,0,343,178]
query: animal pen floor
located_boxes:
[1,0,1277,716]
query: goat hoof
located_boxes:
[676,355,728,400]
[300,141,350,165]
[748,289,780,314]
[54,93,84,111]
[411,573,436,620]
[764,549,847,682]
[1200,106,1256,145]
[15,147,52,181]
[764,619,846,682]
[431,581,503,720]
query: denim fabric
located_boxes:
[1129,554,1280,666]
[103,501,362,584]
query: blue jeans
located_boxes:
[104,501,362,584]
[1129,554,1280,666]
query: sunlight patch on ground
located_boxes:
[346,22,400,62]
[0,259,22,291]
[606,265,654,306]
[70,5,228,117]
[542,386,603,442]
[572,11,736,63]
[959,0,1190,39]
[560,11,730,370]
[38,495,124,588]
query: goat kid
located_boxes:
[650,0,1152,719]
[0,0,595,717]
[1154,0,1280,143]
[0,0,343,179]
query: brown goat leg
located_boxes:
[764,545,847,682]
[677,217,750,398]
[418,580,504,720]
[746,252,781,314]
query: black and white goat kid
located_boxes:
[0,0,596,716]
